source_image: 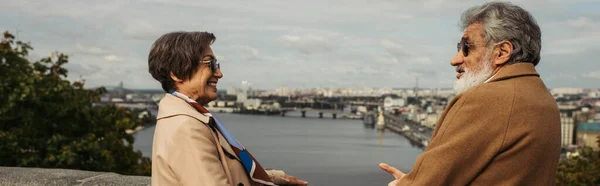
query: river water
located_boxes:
[133,111,424,186]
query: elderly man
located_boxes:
[380,2,561,185]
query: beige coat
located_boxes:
[397,63,561,185]
[151,94,264,186]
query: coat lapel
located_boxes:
[157,94,240,160]
[431,94,462,138]
[157,94,210,124]
[211,123,242,161]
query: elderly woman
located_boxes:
[148,31,308,186]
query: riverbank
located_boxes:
[383,113,433,148]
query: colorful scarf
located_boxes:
[170,91,275,185]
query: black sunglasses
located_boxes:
[456,40,475,57]
[200,58,220,72]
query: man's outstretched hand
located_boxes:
[379,163,406,186]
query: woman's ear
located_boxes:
[493,41,513,66]
[170,72,184,83]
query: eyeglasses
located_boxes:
[200,58,220,72]
[457,40,508,57]
[457,40,476,57]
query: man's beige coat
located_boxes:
[397,63,561,185]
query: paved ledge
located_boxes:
[0,167,150,186]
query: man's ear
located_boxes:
[170,72,184,83]
[493,41,513,66]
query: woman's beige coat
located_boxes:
[151,94,263,186]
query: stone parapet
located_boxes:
[0,166,150,186]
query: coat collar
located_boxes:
[157,93,210,124]
[156,94,241,161]
[487,62,539,83]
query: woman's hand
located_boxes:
[266,169,308,186]
[278,174,308,186]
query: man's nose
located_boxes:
[450,51,464,66]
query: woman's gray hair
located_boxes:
[460,2,541,66]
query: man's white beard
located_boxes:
[453,55,494,94]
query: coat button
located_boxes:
[237,183,244,186]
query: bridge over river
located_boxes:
[279,107,347,119]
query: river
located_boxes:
[133,111,424,186]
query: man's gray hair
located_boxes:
[460,2,541,66]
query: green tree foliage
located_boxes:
[0,31,151,176]
[556,136,600,186]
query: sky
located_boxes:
[1,0,599,90]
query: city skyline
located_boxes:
[107,80,600,94]
[1,0,599,90]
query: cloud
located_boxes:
[545,17,600,56]
[557,32,600,44]
[414,57,433,65]
[123,21,162,40]
[544,48,581,56]
[567,17,594,28]
[103,55,122,62]
[75,44,110,56]
[583,71,600,79]
[380,39,411,58]
[279,34,340,55]
[230,45,264,61]
[0,0,125,19]
[1,0,598,89]
[379,40,436,66]
[408,68,437,76]
[65,63,101,76]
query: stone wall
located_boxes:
[0,167,150,186]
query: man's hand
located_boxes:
[379,163,405,186]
